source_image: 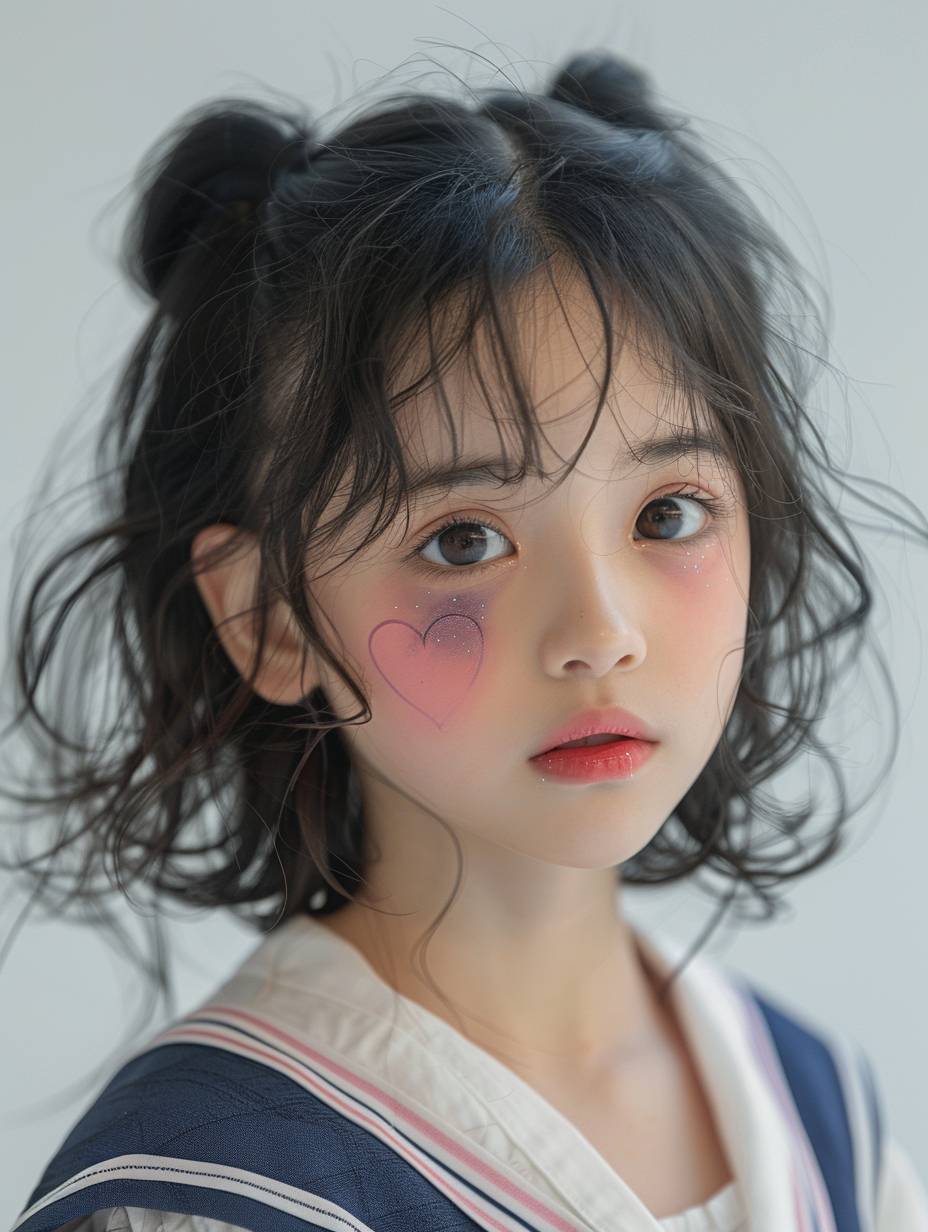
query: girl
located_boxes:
[3,48,927,1232]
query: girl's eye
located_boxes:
[406,488,734,577]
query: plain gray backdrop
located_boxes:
[1,0,926,1221]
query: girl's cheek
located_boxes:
[366,582,502,734]
[648,530,747,598]
[653,534,749,690]
[647,537,719,583]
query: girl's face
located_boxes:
[302,297,750,876]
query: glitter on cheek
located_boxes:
[670,544,710,583]
[652,532,733,588]
[367,587,496,730]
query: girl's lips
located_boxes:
[528,736,657,783]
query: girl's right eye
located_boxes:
[410,516,513,574]
[407,487,735,576]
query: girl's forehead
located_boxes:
[395,382,732,493]
[354,286,746,521]
[388,267,670,418]
[390,298,715,476]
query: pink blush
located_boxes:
[368,600,487,729]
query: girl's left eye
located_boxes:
[405,487,735,578]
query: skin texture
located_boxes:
[191,277,751,1209]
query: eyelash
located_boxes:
[404,485,735,578]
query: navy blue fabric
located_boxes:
[14,994,884,1232]
[745,984,880,1232]
[12,1042,493,1232]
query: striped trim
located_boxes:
[733,985,836,1232]
[736,985,886,1232]
[129,1003,595,1232]
[11,1153,377,1232]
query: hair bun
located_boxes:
[124,100,315,301]
[547,51,676,133]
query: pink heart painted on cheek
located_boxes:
[368,613,485,729]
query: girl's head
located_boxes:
[193,267,751,900]
[0,51,904,1008]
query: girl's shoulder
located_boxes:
[718,956,928,1227]
[644,925,887,1191]
[723,959,886,1184]
[11,1021,487,1232]
[702,949,928,1229]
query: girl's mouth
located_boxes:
[528,735,657,783]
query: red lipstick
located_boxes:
[528,705,659,783]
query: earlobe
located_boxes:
[190,523,317,706]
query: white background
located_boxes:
[1,0,926,1222]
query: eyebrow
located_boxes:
[404,427,736,499]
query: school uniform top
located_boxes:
[12,905,928,1232]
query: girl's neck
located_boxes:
[313,896,674,1083]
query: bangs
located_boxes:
[259,247,746,586]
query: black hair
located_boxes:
[1,50,921,1089]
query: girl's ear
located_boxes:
[190,523,317,706]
